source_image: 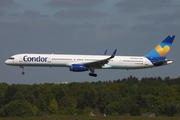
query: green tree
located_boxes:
[12,91,24,101]
[0,94,5,110]
[105,102,120,115]
[164,102,180,116]
[129,104,141,116]
[4,84,18,104]
[0,100,33,117]
[76,90,96,109]
[32,105,40,116]
[118,97,133,115]
[48,98,58,114]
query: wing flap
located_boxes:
[84,49,117,68]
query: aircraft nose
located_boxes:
[5,60,9,65]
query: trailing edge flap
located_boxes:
[83,49,117,68]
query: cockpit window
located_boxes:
[9,57,14,60]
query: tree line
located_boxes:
[1,76,180,117]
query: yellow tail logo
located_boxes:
[155,45,170,57]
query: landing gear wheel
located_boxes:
[20,66,25,75]
[89,73,97,77]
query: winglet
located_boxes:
[103,49,107,55]
[110,49,117,58]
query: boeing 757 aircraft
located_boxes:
[5,35,175,77]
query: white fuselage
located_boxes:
[4,35,175,77]
[5,53,155,69]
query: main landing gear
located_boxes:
[89,68,97,77]
[20,66,25,75]
[89,73,97,77]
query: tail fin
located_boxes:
[146,35,175,60]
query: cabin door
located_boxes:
[47,56,51,63]
[19,56,23,62]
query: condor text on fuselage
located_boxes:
[23,55,48,62]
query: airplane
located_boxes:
[5,35,175,77]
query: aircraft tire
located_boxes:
[89,73,97,77]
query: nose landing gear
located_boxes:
[20,66,25,75]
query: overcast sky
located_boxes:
[1,0,180,84]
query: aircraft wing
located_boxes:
[83,49,117,68]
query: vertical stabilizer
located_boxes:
[145,35,175,66]
[146,35,175,59]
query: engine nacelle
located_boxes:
[70,64,88,72]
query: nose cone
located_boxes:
[5,60,9,65]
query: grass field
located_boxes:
[1,115,180,120]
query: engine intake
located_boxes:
[70,64,88,72]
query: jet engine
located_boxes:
[70,64,88,72]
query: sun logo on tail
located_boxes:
[155,45,170,57]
